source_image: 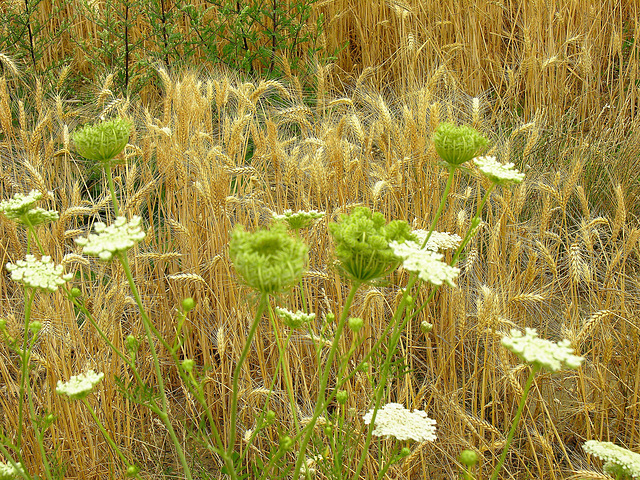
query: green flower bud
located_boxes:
[329,207,415,283]
[359,362,369,371]
[420,321,433,334]
[126,465,140,477]
[323,425,333,436]
[458,449,479,467]
[29,321,42,334]
[336,390,348,404]
[405,294,414,306]
[265,410,276,424]
[348,317,364,333]
[72,117,133,165]
[325,313,335,324]
[182,297,195,312]
[125,335,139,354]
[279,435,294,451]
[182,359,195,373]
[399,447,411,458]
[432,122,488,166]
[70,287,82,298]
[230,223,308,294]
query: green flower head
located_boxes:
[230,222,308,294]
[328,207,415,283]
[72,117,133,165]
[432,122,488,166]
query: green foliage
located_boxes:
[0,0,337,97]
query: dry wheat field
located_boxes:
[1,0,640,479]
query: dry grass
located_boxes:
[1,1,640,479]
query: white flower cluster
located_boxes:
[501,328,584,372]
[0,460,24,480]
[363,403,437,442]
[271,209,325,230]
[56,370,104,400]
[275,307,316,329]
[473,156,525,186]
[0,190,59,226]
[75,216,146,260]
[6,255,73,292]
[583,440,640,479]
[413,230,462,251]
[0,190,42,216]
[390,240,460,287]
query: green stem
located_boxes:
[24,221,45,256]
[24,330,53,480]
[267,303,301,433]
[16,288,35,455]
[0,441,32,480]
[291,281,362,479]
[450,184,495,268]
[82,398,139,478]
[353,276,418,479]
[421,166,456,249]
[104,165,120,217]
[489,364,540,480]
[227,292,269,479]
[118,252,194,480]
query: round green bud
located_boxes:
[72,117,133,165]
[70,287,82,298]
[432,122,488,167]
[405,295,414,305]
[29,321,42,334]
[182,359,195,373]
[323,425,333,436]
[336,390,348,404]
[420,321,433,334]
[229,223,308,294]
[125,335,140,354]
[265,410,276,424]
[126,465,140,477]
[359,362,369,371]
[182,297,195,312]
[348,317,364,333]
[325,313,335,323]
[400,447,411,458]
[279,435,294,451]
[458,449,479,467]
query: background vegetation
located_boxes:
[1,0,640,478]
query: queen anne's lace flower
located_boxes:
[271,209,325,230]
[583,440,640,479]
[230,223,308,294]
[0,190,59,226]
[432,123,488,166]
[75,216,146,261]
[0,461,24,480]
[363,403,437,442]
[474,156,525,186]
[389,240,460,287]
[275,307,315,329]
[413,230,462,251]
[501,328,584,372]
[56,370,104,400]
[72,117,132,164]
[6,255,73,292]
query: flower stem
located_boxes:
[16,288,35,455]
[421,166,456,249]
[227,292,269,479]
[291,280,362,479]
[489,364,540,480]
[104,165,120,217]
[118,251,193,480]
[82,398,139,478]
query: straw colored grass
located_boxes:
[1,1,640,478]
